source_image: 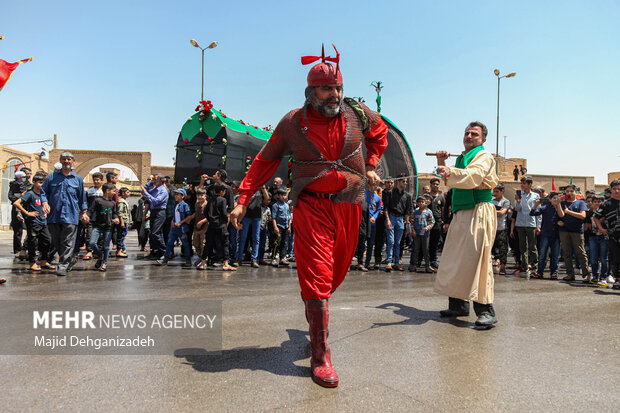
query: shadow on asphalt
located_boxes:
[370,302,475,329]
[593,289,620,296]
[174,328,311,377]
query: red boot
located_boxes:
[305,299,339,387]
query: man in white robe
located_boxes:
[434,121,499,329]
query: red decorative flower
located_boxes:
[222,115,227,118]
[247,156,251,160]
[208,137,213,141]
[183,138,189,143]
[246,131,250,134]
[199,169,203,174]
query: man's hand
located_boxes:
[112,218,120,225]
[28,211,39,218]
[80,212,90,225]
[274,226,280,235]
[411,229,417,237]
[536,228,541,236]
[140,186,147,195]
[600,228,609,236]
[370,217,376,224]
[287,227,291,234]
[510,230,514,239]
[386,220,392,230]
[534,199,541,208]
[558,220,565,227]
[436,150,449,165]
[443,223,449,233]
[366,166,381,187]
[42,202,50,216]
[230,204,247,230]
[435,166,451,178]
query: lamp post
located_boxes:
[494,69,516,172]
[503,135,507,159]
[190,39,218,101]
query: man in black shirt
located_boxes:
[88,183,119,272]
[428,178,445,270]
[370,179,393,269]
[8,168,32,259]
[384,176,413,271]
[593,179,620,289]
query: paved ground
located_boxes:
[0,231,618,412]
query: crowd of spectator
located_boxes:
[4,151,619,292]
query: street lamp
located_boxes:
[190,39,218,101]
[494,69,516,172]
[503,135,507,159]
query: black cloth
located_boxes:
[442,189,453,225]
[202,226,229,261]
[374,213,386,264]
[207,182,235,213]
[26,221,53,263]
[206,195,229,228]
[246,190,264,219]
[359,195,370,238]
[8,179,30,204]
[9,178,30,253]
[383,188,413,217]
[594,198,620,241]
[88,198,118,230]
[429,193,445,224]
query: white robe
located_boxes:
[434,149,499,304]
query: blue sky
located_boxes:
[1,0,618,183]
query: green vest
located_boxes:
[451,146,493,213]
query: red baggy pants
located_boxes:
[294,194,362,300]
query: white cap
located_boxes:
[54,162,62,170]
[15,171,26,178]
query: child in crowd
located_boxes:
[492,184,511,275]
[192,188,208,259]
[158,188,192,267]
[88,183,119,272]
[83,172,103,261]
[530,192,561,279]
[116,187,132,258]
[593,179,620,289]
[257,192,272,265]
[197,183,236,271]
[271,188,291,267]
[13,173,55,272]
[408,196,435,272]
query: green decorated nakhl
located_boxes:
[451,145,493,213]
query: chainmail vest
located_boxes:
[260,101,382,207]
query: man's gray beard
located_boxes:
[311,95,342,117]
[305,87,343,118]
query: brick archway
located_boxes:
[49,149,151,183]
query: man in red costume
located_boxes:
[231,44,388,388]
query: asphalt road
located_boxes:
[0,231,618,412]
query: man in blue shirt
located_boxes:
[364,184,382,269]
[141,173,169,259]
[513,176,541,278]
[41,151,88,276]
[554,184,590,282]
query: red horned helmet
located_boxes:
[301,43,342,87]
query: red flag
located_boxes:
[0,57,33,91]
[552,178,556,191]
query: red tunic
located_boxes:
[238,105,388,299]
